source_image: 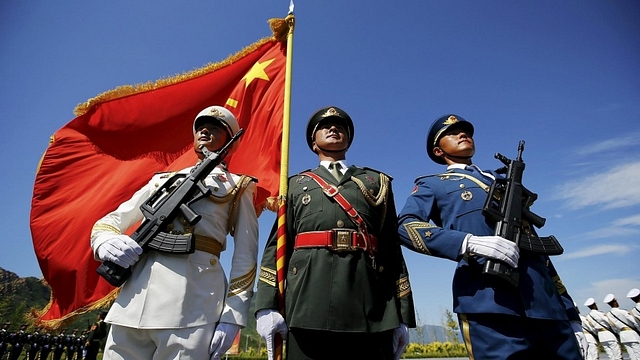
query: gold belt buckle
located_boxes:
[333,229,353,251]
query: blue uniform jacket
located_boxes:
[398,166,579,322]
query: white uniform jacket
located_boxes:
[632,304,640,322]
[580,314,598,344]
[607,308,640,343]
[91,165,258,329]
[588,309,618,343]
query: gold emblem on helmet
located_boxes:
[443,116,458,125]
[321,107,343,118]
[208,108,225,118]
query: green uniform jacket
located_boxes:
[256,165,416,332]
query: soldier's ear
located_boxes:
[433,147,444,157]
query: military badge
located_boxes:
[301,194,311,205]
[296,176,311,184]
[461,190,473,201]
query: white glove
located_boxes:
[96,235,143,268]
[571,321,587,359]
[256,309,288,360]
[462,235,519,268]
[209,322,240,360]
[392,323,409,360]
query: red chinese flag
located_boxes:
[30,19,289,327]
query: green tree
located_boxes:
[442,308,460,344]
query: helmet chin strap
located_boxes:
[315,145,347,153]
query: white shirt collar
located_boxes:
[320,160,347,173]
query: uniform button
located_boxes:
[378,266,384,273]
[459,184,465,188]
[338,185,344,190]
[337,220,344,227]
[292,267,297,275]
[210,258,218,266]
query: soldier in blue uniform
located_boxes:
[0,322,9,360]
[255,106,416,360]
[397,114,586,359]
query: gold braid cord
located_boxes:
[396,276,412,298]
[401,221,436,255]
[227,264,257,297]
[216,175,254,237]
[351,173,389,231]
[29,287,119,330]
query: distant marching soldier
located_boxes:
[39,330,53,360]
[27,328,41,360]
[604,294,640,360]
[8,324,27,360]
[629,288,640,323]
[585,297,622,360]
[577,303,600,360]
[0,322,9,360]
[84,312,107,360]
[76,330,86,360]
[65,329,78,360]
[51,329,65,360]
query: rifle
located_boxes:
[481,140,563,287]
[96,129,245,287]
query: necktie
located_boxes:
[329,162,343,181]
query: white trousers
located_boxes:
[103,323,216,360]
[623,341,640,360]
[601,340,622,360]
[585,341,599,360]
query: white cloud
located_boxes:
[554,162,640,210]
[573,132,640,157]
[572,226,640,240]
[563,244,631,260]
[612,214,640,227]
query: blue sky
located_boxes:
[1,1,639,325]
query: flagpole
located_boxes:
[275,7,295,360]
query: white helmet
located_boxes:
[193,106,240,139]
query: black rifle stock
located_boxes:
[481,140,563,287]
[96,129,244,287]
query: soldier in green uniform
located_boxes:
[255,106,416,360]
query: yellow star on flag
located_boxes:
[242,58,275,88]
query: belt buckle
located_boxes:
[333,229,353,252]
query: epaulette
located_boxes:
[362,166,393,180]
[156,171,177,179]
[233,174,258,183]
[292,169,313,178]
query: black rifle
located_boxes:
[96,129,244,287]
[482,140,563,287]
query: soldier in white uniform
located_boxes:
[577,303,599,360]
[604,294,640,360]
[91,106,259,360]
[585,297,622,360]
[629,289,640,323]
